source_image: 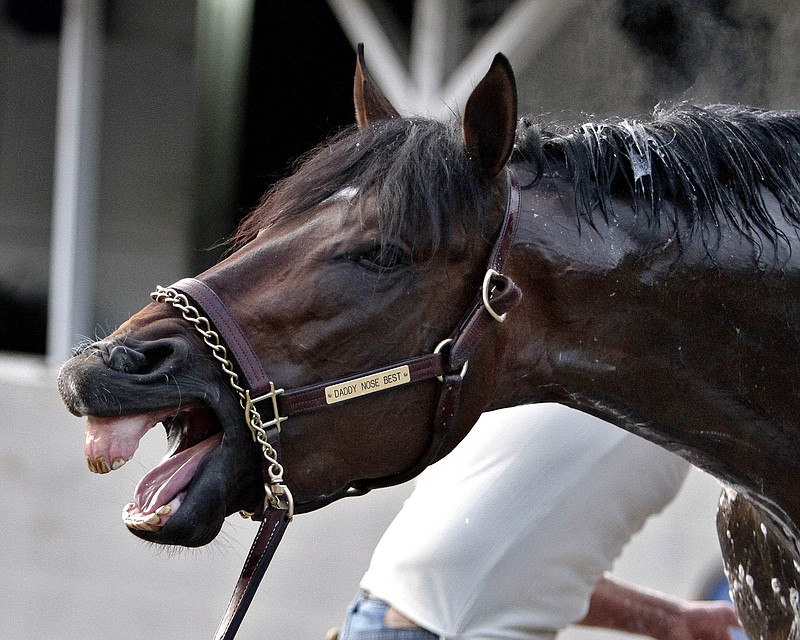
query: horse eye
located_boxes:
[346,241,409,272]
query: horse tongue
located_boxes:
[84,414,165,474]
[133,433,223,514]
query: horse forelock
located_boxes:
[514,105,800,253]
[230,118,492,260]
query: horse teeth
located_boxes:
[89,457,127,473]
[91,456,110,474]
[155,505,171,516]
[122,505,141,523]
[125,516,150,530]
[121,504,164,530]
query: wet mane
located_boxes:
[516,104,800,246]
[234,105,800,253]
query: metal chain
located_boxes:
[151,286,291,515]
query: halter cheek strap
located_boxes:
[151,167,522,640]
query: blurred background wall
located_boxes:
[1,1,797,638]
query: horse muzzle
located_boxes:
[58,336,194,415]
[57,333,264,546]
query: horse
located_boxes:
[58,48,800,639]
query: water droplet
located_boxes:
[789,587,800,614]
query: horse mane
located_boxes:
[516,105,800,248]
[231,118,492,256]
[233,104,800,256]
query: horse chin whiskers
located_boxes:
[139,537,215,560]
[215,522,250,557]
[132,507,245,558]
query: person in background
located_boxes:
[329,404,740,640]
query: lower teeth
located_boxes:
[122,499,178,531]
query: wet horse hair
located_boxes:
[525,105,800,251]
[235,104,800,261]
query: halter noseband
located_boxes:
[150,167,522,640]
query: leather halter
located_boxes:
[153,168,522,640]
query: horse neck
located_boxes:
[488,177,644,416]
[488,175,800,533]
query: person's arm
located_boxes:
[579,574,741,640]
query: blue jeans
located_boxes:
[340,591,439,640]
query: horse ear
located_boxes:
[462,53,518,179]
[354,43,400,129]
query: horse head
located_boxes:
[57,43,800,640]
[58,48,520,547]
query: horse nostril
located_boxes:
[100,337,189,376]
[107,345,149,373]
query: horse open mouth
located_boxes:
[84,406,223,533]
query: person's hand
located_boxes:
[580,575,742,640]
[664,601,741,640]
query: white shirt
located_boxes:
[360,403,690,640]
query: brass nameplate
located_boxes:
[325,365,411,405]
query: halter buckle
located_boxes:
[434,338,469,382]
[245,384,287,440]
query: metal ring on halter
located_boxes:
[482,269,507,322]
[434,338,468,382]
